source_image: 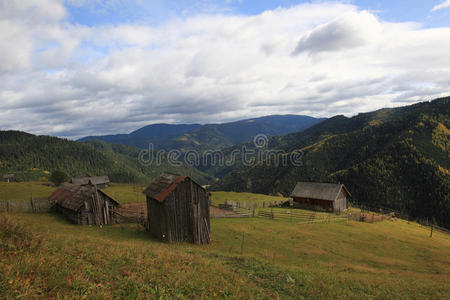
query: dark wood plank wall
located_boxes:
[55,191,117,226]
[294,194,349,213]
[293,197,333,212]
[146,178,210,244]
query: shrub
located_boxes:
[50,170,68,186]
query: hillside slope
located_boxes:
[0,131,211,184]
[1,213,449,299]
[214,97,450,228]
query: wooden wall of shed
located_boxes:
[333,191,348,213]
[97,192,117,225]
[55,205,82,225]
[293,197,333,212]
[146,178,210,244]
[54,191,117,226]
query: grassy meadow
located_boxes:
[1,183,449,298]
[1,212,449,299]
[0,181,147,205]
[103,183,147,204]
[210,191,288,206]
[0,182,55,202]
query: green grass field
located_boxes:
[210,191,288,206]
[103,183,147,204]
[1,212,449,299]
[0,182,147,205]
[1,183,449,298]
[0,182,55,202]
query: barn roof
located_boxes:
[143,173,203,203]
[290,182,351,202]
[49,183,118,212]
[70,176,110,186]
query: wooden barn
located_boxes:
[290,182,351,213]
[2,174,15,182]
[70,176,110,189]
[143,173,210,244]
[49,183,119,225]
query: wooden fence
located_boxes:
[346,211,387,223]
[350,202,450,234]
[225,199,292,209]
[0,197,52,213]
[257,208,347,224]
[233,207,252,217]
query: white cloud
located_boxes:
[293,11,381,54]
[0,1,449,138]
[431,0,450,11]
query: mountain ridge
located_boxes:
[78,115,326,151]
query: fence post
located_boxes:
[30,194,35,213]
[7,200,11,213]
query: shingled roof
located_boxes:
[49,183,118,212]
[143,173,202,203]
[290,182,351,202]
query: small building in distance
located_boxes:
[70,176,110,189]
[143,173,210,244]
[290,182,351,213]
[2,174,15,182]
[49,182,119,225]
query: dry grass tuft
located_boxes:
[0,214,43,255]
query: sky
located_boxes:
[0,0,449,139]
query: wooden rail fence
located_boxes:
[225,199,292,209]
[257,208,347,224]
[0,197,52,213]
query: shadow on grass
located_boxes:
[23,212,163,244]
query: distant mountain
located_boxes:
[78,115,325,151]
[0,131,211,184]
[213,97,450,228]
[78,124,202,149]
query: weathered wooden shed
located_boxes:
[290,182,351,213]
[49,183,119,225]
[143,173,210,244]
[2,174,15,182]
[70,176,110,189]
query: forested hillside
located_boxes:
[0,131,211,184]
[214,97,450,228]
[79,115,325,151]
[79,124,202,149]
